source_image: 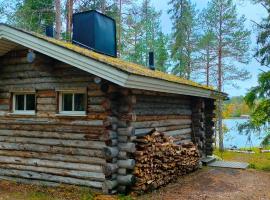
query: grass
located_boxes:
[0,180,136,200]
[214,146,270,171]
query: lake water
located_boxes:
[223,118,265,148]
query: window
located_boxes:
[59,92,86,115]
[13,93,36,115]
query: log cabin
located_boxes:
[0,11,226,194]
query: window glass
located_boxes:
[74,94,85,111]
[15,95,24,111]
[63,93,73,111]
[26,94,35,110]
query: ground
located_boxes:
[0,168,269,200]
[137,168,270,200]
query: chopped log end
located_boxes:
[117,174,135,186]
[103,147,119,159]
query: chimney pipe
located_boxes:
[45,25,54,38]
[149,52,155,70]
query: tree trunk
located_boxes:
[66,0,73,41]
[218,4,223,152]
[55,0,62,39]
[118,0,122,57]
[206,46,210,86]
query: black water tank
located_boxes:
[72,10,117,57]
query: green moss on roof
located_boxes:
[29,31,214,91]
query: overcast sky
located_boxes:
[152,0,268,97]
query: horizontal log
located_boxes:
[0,124,105,135]
[0,175,60,187]
[0,164,106,181]
[88,105,106,113]
[37,105,56,112]
[118,143,136,153]
[135,125,191,137]
[118,151,127,160]
[0,105,9,110]
[0,118,106,127]
[135,115,191,122]
[0,99,9,104]
[0,129,101,141]
[0,156,104,172]
[0,136,106,149]
[131,119,192,129]
[117,159,135,169]
[37,90,56,98]
[134,108,192,116]
[0,142,104,157]
[164,128,192,137]
[0,168,102,188]
[37,97,56,105]
[117,127,135,136]
[135,95,190,104]
[0,150,106,165]
[134,102,190,109]
[88,97,106,104]
[118,168,127,175]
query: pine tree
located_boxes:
[238,0,270,146]
[203,0,251,151]
[156,32,169,72]
[8,0,55,32]
[168,0,198,79]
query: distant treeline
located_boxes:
[223,96,250,118]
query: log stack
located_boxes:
[132,130,200,192]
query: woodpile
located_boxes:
[132,130,200,192]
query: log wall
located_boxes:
[0,51,112,189]
[131,90,193,145]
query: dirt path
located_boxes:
[0,168,269,200]
[137,168,270,200]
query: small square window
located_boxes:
[59,92,86,115]
[13,93,36,115]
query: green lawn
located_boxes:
[214,147,270,171]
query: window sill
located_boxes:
[55,113,87,117]
[9,112,36,116]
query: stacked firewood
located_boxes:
[132,130,200,192]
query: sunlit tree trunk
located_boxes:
[55,0,61,39]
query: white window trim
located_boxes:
[58,91,87,116]
[13,93,36,115]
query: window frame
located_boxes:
[12,92,36,115]
[58,90,87,116]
